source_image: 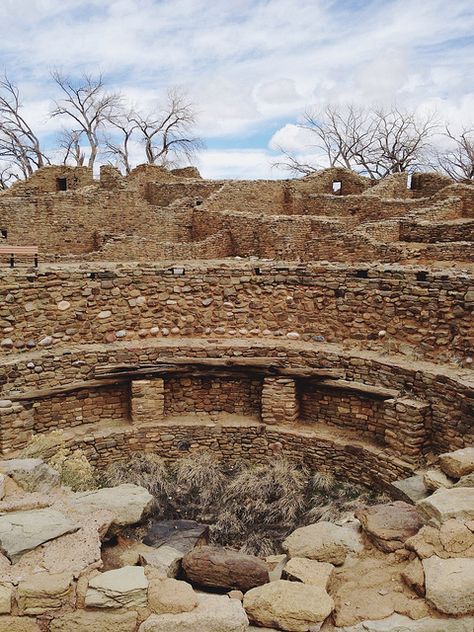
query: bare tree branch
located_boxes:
[0,74,49,179]
[434,127,474,180]
[51,71,122,169]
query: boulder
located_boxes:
[405,519,474,559]
[355,502,424,552]
[423,556,474,615]
[243,579,334,632]
[0,458,59,492]
[336,613,474,631]
[439,448,474,479]
[17,571,72,614]
[391,475,430,504]
[0,583,12,614]
[85,566,148,608]
[143,519,209,553]
[70,484,153,527]
[139,593,249,631]
[283,558,334,589]
[139,544,183,577]
[455,473,474,488]
[0,617,42,632]
[417,487,474,524]
[423,470,453,491]
[148,577,197,614]
[49,610,139,632]
[283,521,363,565]
[182,545,269,592]
[401,557,425,596]
[0,508,78,560]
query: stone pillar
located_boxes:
[0,399,34,454]
[383,397,429,463]
[261,377,299,425]
[131,379,165,424]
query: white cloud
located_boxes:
[1,0,474,178]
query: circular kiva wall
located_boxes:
[1,321,472,492]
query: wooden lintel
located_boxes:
[317,379,399,399]
[7,377,126,402]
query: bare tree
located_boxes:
[58,129,85,166]
[0,75,49,178]
[130,89,203,167]
[0,162,20,189]
[275,104,437,179]
[103,109,137,174]
[435,127,474,180]
[51,71,122,169]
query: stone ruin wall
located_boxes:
[0,164,472,495]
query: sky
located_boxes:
[1,0,474,179]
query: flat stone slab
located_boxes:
[423,556,474,615]
[355,502,424,552]
[283,557,334,588]
[143,519,209,554]
[70,484,153,527]
[283,521,363,565]
[0,458,59,493]
[85,566,148,608]
[440,448,474,479]
[49,610,138,632]
[391,475,430,504]
[139,593,248,631]
[417,487,474,524]
[139,544,183,578]
[336,613,474,631]
[0,509,79,560]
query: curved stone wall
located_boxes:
[0,262,472,364]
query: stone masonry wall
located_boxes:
[0,263,471,363]
[163,375,262,417]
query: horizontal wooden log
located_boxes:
[317,379,399,399]
[7,378,125,402]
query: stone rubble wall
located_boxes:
[0,263,471,364]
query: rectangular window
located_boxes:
[56,177,68,191]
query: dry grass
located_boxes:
[101,450,387,555]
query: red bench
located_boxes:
[0,246,39,267]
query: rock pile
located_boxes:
[0,450,472,631]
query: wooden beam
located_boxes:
[7,378,126,402]
[316,379,399,399]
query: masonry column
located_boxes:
[261,377,299,425]
[383,397,429,464]
[131,379,165,424]
[0,399,34,454]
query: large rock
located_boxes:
[0,509,78,560]
[391,475,430,503]
[283,558,334,589]
[70,484,153,527]
[440,448,474,479]
[283,521,363,565]
[49,610,138,632]
[244,579,334,632]
[0,617,42,632]
[355,502,424,552]
[0,458,59,492]
[139,593,249,631]
[85,566,148,608]
[417,487,474,524]
[143,519,209,553]
[182,545,269,592]
[401,557,425,596]
[405,518,474,559]
[139,544,183,577]
[423,556,474,615]
[17,571,72,614]
[423,469,453,491]
[148,577,197,614]
[455,473,474,487]
[336,613,474,631]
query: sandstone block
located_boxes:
[139,593,248,631]
[336,613,474,631]
[0,508,78,560]
[423,556,474,615]
[49,610,139,632]
[283,558,334,588]
[0,584,12,614]
[139,545,183,577]
[70,484,153,527]
[0,616,42,632]
[148,577,197,614]
[283,521,363,565]
[417,487,474,524]
[440,448,474,479]
[0,458,59,492]
[17,572,72,614]
[355,502,424,552]
[85,566,148,608]
[243,579,334,632]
